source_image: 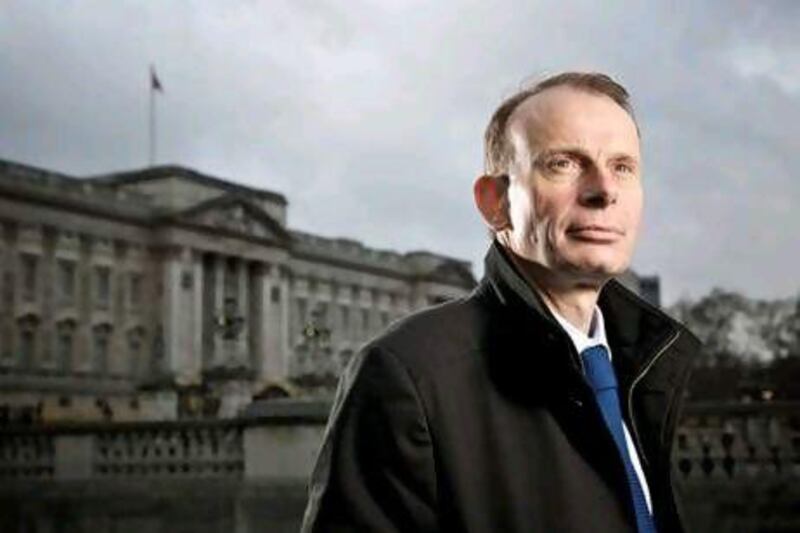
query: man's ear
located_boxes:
[473,174,510,232]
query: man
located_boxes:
[302,72,700,532]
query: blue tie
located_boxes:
[581,345,656,533]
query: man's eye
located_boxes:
[613,163,635,176]
[547,158,578,172]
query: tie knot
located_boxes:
[581,345,618,391]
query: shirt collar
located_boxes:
[551,305,611,358]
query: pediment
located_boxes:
[172,195,290,243]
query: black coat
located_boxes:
[302,243,700,532]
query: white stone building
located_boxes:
[0,159,475,422]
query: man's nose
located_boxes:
[578,165,618,208]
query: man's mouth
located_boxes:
[566,225,624,242]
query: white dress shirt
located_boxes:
[550,306,653,513]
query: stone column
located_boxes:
[279,266,291,380]
[213,253,225,367]
[236,257,249,367]
[161,246,185,379]
[254,263,269,381]
[256,263,288,382]
[188,249,204,383]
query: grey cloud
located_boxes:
[1,0,798,304]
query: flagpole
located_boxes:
[149,66,156,167]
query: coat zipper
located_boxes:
[627,330,680,469]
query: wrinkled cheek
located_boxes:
[541,222,562,260]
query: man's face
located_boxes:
[500,86,643,284]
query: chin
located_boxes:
[561,254,630,280]
[560,242,631,272]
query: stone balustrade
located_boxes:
[1,422,245,481]
[1,400,798,532]
[94,424,244,478]
[0,400,329,483]
[674,401,800,483]
[0,433,54,480]
[2,400,797,485]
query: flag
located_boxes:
[150,66,163,93]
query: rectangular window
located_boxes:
[20,330,35,365]
[57,259,76,305]
[95,266,111,309]
[17,314,39,368]
[129,272,142,308]
[2,270,13,310]
[21,253,38,302]
[0,324,9,363]
[128,332,143,377]
[95,335,108,372]
[57,332,73,371]
[93,325,111,373]
[39,329,54,365]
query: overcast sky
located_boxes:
[1,1,798,304]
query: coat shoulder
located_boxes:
[365,292,488,374]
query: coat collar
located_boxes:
[478,241,683,394]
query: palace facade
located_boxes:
[0,159,475,422]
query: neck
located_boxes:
[506,252,604,334]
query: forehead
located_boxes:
[507,86,640,157]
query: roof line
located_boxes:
[0,158,80,183]
[87,164,288,205]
